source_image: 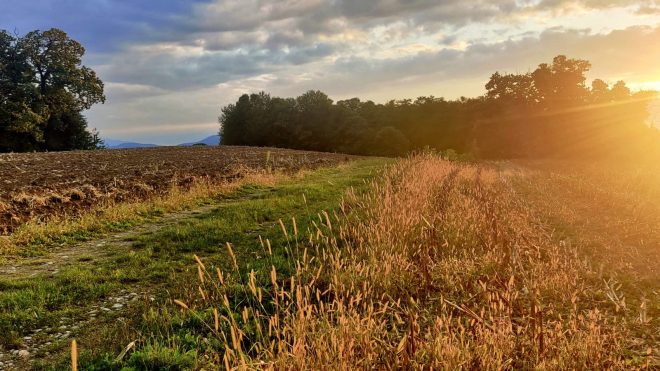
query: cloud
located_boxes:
[334,25,660,83]
[0,0,211,52]
[87,0,658,94]
[299,24,660,102]
[3,0,655,54]
[537,0,658,12]
[638,5,660,14]
[95,40,337,91]
[4,0,658,143]
[185,0,659,40]
[86,23,660,144]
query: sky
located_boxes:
[2,0,660,144]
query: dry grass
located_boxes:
[174,155,652,369]
[0,168,283,255]
[513,159,660,364]
[11,193,49,208]
[516,159,660,281]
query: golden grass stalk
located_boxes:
[173,300,189,310]
[194,254,206,271]
[71,339,78,371]
[214,308,219,334]
[278,219,288,239]
[226,242,238,272]
[176,154,641,369]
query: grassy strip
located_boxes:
[0,170,282,258]
[80,155,652,370]
[0,158,387,368]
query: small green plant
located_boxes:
[125,343,197,370]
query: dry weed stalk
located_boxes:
[179,155,630,369]
[71,339,78,371]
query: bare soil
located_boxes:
[0,146,353,234]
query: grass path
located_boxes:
[0,204,223,280]
[0,158,387,369]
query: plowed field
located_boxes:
[0,146,353,234]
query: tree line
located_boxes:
[1,28,105,152]
[220,55,658,158]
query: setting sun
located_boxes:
[632,80,660,92]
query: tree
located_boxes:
[591,79,610,103]
[218,55,657,159]
[295,90,335,151]
[0,31,47,151]
[0,28,105,152]
[220,94,250,145]
[44,110,103,150]
[610,81,631,101]
[371,126,410,156]
[532,55,591,108]
[19,29,105,112]
[485,72,536,104]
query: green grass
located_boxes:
[0,158,387,368]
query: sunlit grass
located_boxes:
[0,159,385,368]
[131,154,656,369]
[10,155,658,368]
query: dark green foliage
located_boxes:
[476,56,658,159]
[371,126,410,156]
[0,28,105,152]
[44,110,104,150]
[220,91,440,156]
[220,55,658,158]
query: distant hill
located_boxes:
[103,139,159,149]
[102,135,220,149]
[178,135,220,146]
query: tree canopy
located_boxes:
[220,55,658,159]
[0,28,105,152]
